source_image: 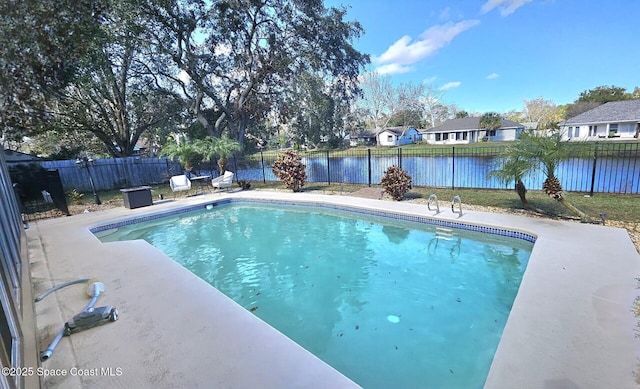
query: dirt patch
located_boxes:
[66,198,124,215]
[350,187,386,200]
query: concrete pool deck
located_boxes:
[27,191,640,388]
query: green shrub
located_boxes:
[272,150,307,192]
[67,189,84,204]
[237,180,251,190]
[381,166,412,201]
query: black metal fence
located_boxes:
[236,142,640,195]
[8,142,640,196]
[9,164,70,221]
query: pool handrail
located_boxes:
[451,195,463,217]
[427,194,440,214]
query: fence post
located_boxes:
[123,158,132,188]
[326,150,331,185]
[589,143,598,196]
[398,147,402,169]
[367,148,372,187]
[260,150,266,183]
[451,146,455,190]
[233,154,239,181]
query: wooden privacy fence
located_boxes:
[35,157,183,192]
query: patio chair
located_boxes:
[169,175,192,198]
[211,171,234,191]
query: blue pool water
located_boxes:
[98,202,533,388]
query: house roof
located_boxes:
[3,149,43,163]
[564,99,640,125]
[359,127,418,138]
[379,126,417,136]
[423,117,524,132]
[356,129,378,138]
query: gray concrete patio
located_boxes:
[28,191,640,388]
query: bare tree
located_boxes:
[523,97,562,129]
[420,84,447,128]
[359,72,394,129]
[358,72,426,129]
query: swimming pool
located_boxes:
[96,200,534,388]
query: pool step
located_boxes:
[435,227,454,240]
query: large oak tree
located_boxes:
[2,0,368,156]
[49,1,186,157]
[143,0,369,146]
[0,0,106,148]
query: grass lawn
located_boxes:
[244,140,639,160]
[410,187,640,223]
[247,142,514,159]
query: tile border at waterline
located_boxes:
[89,198,538,244]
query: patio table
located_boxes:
[190,175,211,195]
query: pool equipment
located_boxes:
[34,278,90,303]
[40,280,118,362]
[64,282,118,335]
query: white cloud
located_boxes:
[423,76,438,84]
[375,63,414,75]
[373,20,480,75]
[440,81,461,91]
[486,73,499,79]
[481,0,534,16]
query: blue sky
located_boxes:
[327,0,640,113]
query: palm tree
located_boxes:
[160,139,200,176]
[514,130,592,222]
[488,152,536,210]
[196,136,241,175]
[478,112,502,141]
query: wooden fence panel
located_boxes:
[37,157,182,192]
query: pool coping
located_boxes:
[28,191,640,388]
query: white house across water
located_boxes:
[376,126,420,146]
[560,99,640,141]
[420,117,525,145]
